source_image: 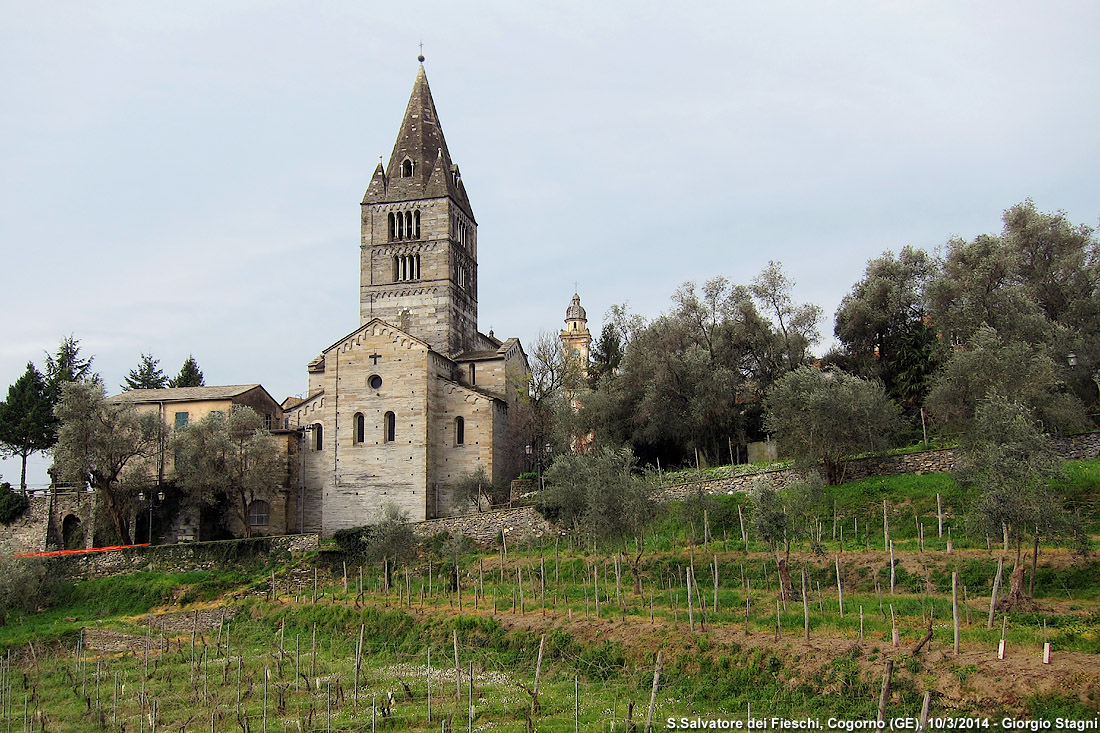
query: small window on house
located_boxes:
[354,413,365,444]
[314,423,323,451]
[248,500,270,527]
[401,159,414,177]
[264,413,272,430]
[174,412,189,429]
[384,412,396,443]
[469,364,476,385]
[455,416,465,446]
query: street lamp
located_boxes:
[137,490,166,545]
[1067,352,1100,411]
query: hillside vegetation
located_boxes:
[1,461,1099,731]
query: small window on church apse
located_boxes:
[384,412,396,443]
[455,417,465,446]
[354,413,365,444]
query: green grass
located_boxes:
[0,457,1098,729]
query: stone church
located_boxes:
[281,62,529,535]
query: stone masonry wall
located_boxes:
[413,506,552,546]
[0,496,50,555]
[53,533,320,579]
[650,432,1100,502]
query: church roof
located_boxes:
[362,63,474,219]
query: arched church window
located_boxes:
[393,254,421,282]
[384,411,396,443]
[401,158,414,177]
[414,210,421,239]
[455,416,465,446]
[313,423,323,451]
[354,413,365,444]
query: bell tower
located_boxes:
[560,292,592,371]
[360,60,479,357]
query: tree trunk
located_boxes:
[776,552,793,602]
[1002,562,1027,611]
[19,450,29,496]
[101,486,133,546]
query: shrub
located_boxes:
[0,482,28,525]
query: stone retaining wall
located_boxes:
[646,432,1100,503]
[413,506,552,546]
[0,496,50,556]
[54,533,319,578]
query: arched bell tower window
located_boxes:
[354,413,365,444]
[401,158,414,177]
[388,209,422,242]
[394,253,421,281]
[455,416,465,446]
[384,411,396,443]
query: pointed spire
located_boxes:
[363,64,473,217]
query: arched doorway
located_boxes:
[61,514,83,550]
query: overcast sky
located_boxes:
[3,1,1098,487]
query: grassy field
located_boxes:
[1,462,1099,731]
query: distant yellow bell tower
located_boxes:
[560,292,591,375]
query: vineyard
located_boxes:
[1,463,1099,731]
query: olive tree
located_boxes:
[172,406,283,538]
[764,366,904,485]
[749,473,824,601]
[540,447,653,546]
[957,395,1075,609]
[52,379,163,545]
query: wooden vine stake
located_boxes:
[937,493,943,538]
[988,556,1004,629]
[801,568,810,641]
[883,499,890,552]
[1043,620,1051,664]
[877,660,894,724]
[952,571,960,656]
[998,616,1008,660]
[890,605,899,647]
[835,555,844,618]
[889,542,896,595]
[645,650,663,733]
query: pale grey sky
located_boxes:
[3,1,1098,486]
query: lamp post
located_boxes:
[1067,352,1100,406]
[137,490,165,545]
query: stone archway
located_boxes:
[61,514,84,550]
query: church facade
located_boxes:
[282,63,528,535]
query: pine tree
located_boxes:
[43,335,96,444]
[168,355,205,388]
[0,363,56,494]
[122,354,168,391]
[45,335,94,396]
